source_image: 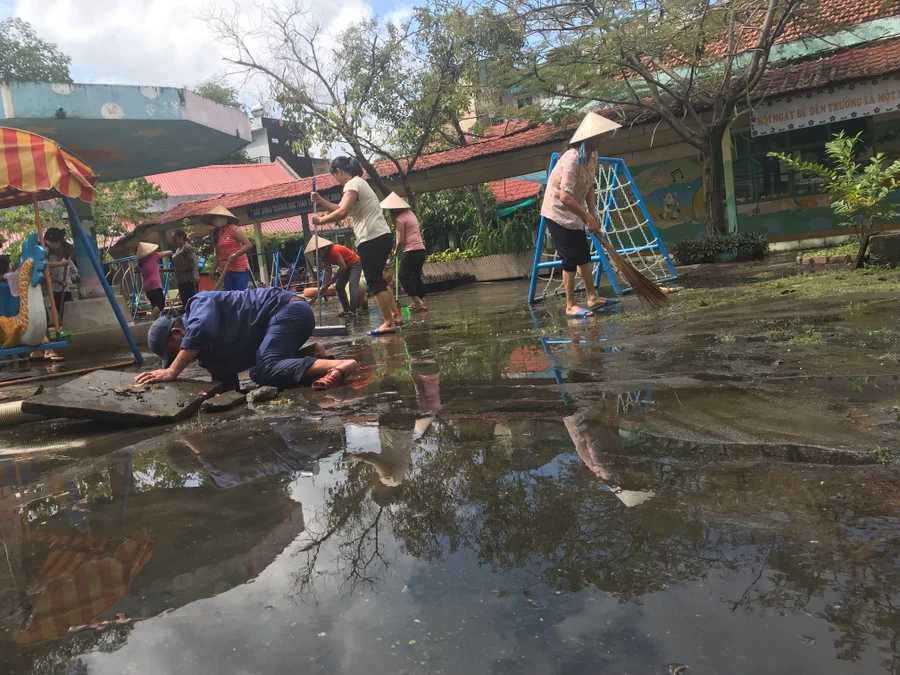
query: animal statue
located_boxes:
[0,234,48,349]
[661,192,681,220]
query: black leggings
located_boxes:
[146,288,165,312]
[178,280,198,306]
[399,249,427,299]
[357,233,394,295]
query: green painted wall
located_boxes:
[626,112,900,246]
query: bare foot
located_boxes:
[376,321,397,333]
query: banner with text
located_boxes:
[246,187,342,221]
[751,76,900,137]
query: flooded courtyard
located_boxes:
[2,265,900,674]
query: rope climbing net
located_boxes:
[595,161,675,290]
[528,156,678,303]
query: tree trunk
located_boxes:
[470,185,488,230]
[700,130,728,236]
[351,151,391,198]
[399,175,419,213]
[854,216,875,269]
[447,118,489,231]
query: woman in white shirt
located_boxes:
[311,157,401,336]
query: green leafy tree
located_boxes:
[0,18,72,83]
[0,204,66,266]
[202,3,519,209]
[771,132,900,268]
[0,179,165,264]
[193,79,245,112]
[92,178,167,257]
[487,0,817,235]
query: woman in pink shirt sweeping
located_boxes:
[136,242,171,320]
[382,192,428,312]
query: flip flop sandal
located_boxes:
[588,298,621,311]
[368,328,398,336]
[566,309,594,319]
[311,368,347,390]
[46,354,66,362]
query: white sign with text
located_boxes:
[751,76,900,137]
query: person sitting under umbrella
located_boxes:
[136,287,357,391]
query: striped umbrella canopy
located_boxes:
[0,127,97,208]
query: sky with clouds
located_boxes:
[0,0,405,91]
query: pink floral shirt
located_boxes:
[540,148,597,230]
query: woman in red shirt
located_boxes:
[205,206,253,291]
[306,235,363,316]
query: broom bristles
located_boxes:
[595,237,669,308]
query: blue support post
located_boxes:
[527,153,559,304]
[60,194,144,365]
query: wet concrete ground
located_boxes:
[2,261,900,674]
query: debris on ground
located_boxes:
[247,386,279,408]
[201,390,247,413]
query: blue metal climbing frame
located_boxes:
[527,154,678,304]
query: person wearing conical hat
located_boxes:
[305,234,363,317]
[135,241,171,320]
[541,112,622,319]
[382,192,428,313]
[204,206,253,291]
[564,398,655,508]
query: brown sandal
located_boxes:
[311,367,347,391]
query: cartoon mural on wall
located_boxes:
[628,156,707,243]
[624,114,900,244]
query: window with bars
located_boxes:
[732,118,872,204]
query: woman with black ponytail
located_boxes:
[311,157,401,336]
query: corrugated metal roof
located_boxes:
[489,179,542,204]
[146,163,295,197]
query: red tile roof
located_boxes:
[489,179,542,204]
[142,38,900,229]
[146,162,295,196]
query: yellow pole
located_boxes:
[32,195,61,338]
[252,221,269,286]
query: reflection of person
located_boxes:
[305,235,362,316]
[206,206,253,291]
[311,157,400,336]
[382,192,428,312]
[541,112,622,319]
[411,360,442,414]
[345,423,413,506]
[136,287,358,391]
[564,398,655,507]
[136,242,171,319]
[171,229,199,306]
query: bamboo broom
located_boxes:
[593,235,669,308]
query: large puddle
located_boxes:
[2,280,899,674]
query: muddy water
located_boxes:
[2,279,900,674]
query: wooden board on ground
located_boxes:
[313,325,349,336]
[21,370,221,425]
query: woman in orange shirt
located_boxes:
[205,206,253,291]
[305,235,363,316]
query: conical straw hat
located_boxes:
[136,242,159,260]
[304,234,334,255]
[200,205,239,225]
[570,112,621,145]
[380,192,410,210]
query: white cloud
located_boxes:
[9,0,374,89]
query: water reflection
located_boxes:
[2,284,900,673]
